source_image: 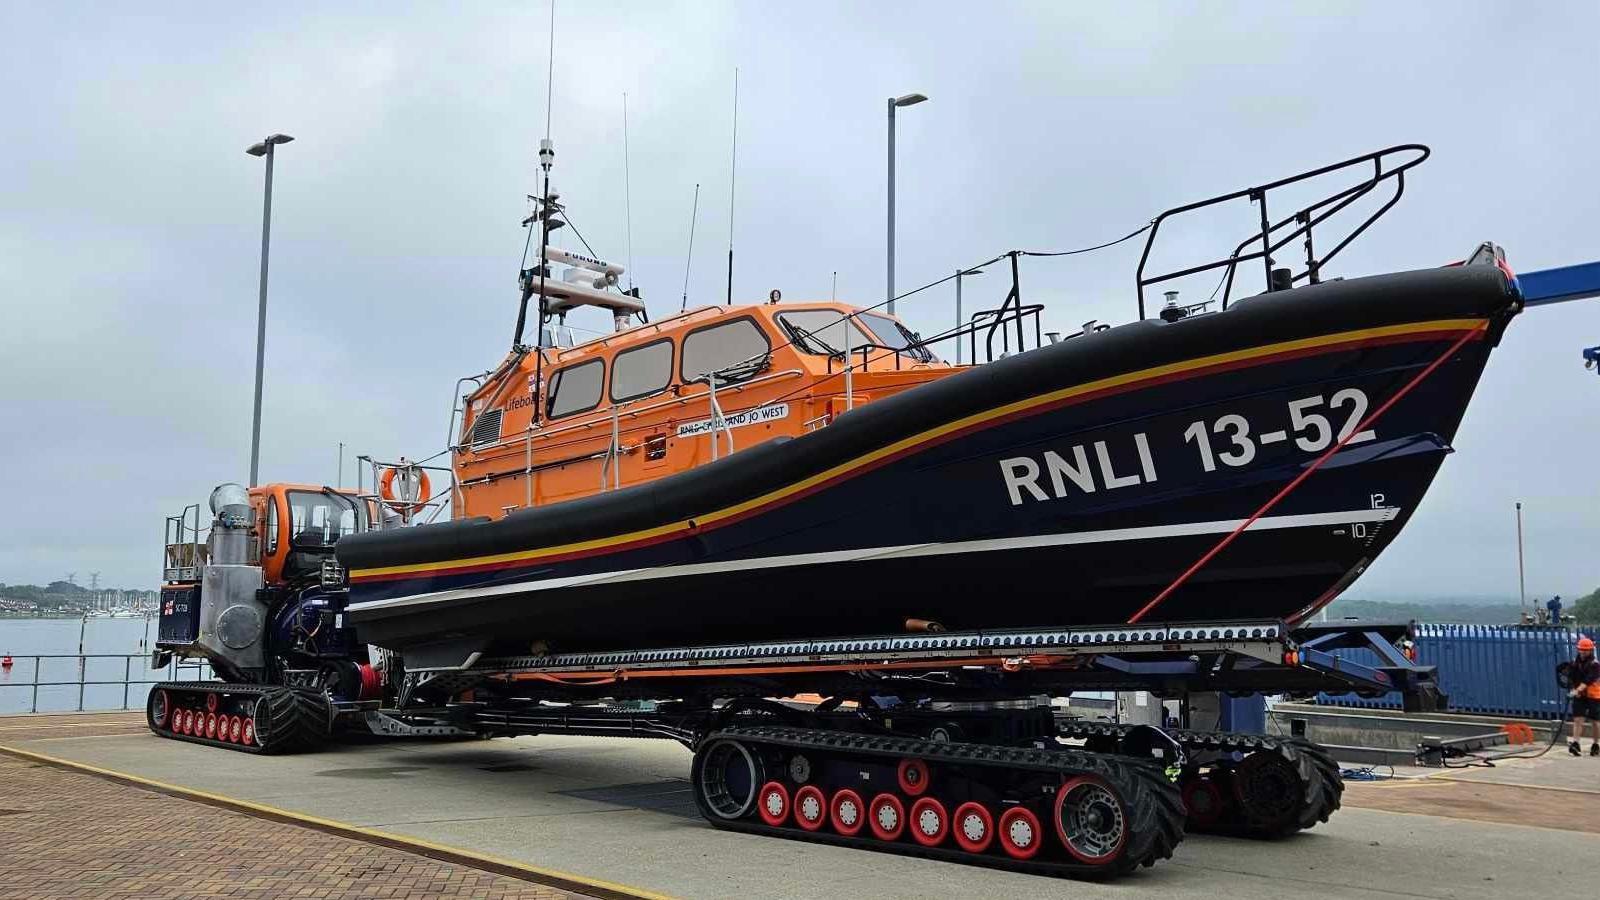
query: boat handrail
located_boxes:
[1135,143,1431,318]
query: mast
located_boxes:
[726,68,738,305]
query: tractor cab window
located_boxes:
[265,497,280,554]
[286,491,363,548]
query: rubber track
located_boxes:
[147,681,330,755]
[698,725,1184,878]
[1058,721,1343,837]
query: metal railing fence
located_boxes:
[0,653,213,714]
[1316,624,1597,720]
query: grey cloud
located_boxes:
[2,1,1597,600]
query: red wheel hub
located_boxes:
[242,717,256,746]
[757,781,790,826]
[830,789,865,836]
[228,716,243,744]
[998,806,1043,860]
[205,693,218,714]
[909,797,949,847]
[868,793,905,841]
[204,713,218,739]
[952,801,994,853]
[896,758,930,796]
[793,786,827,832]
[1182,776,1226,827]
[1055,776,1128,865]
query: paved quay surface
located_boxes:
[0,722,594,900]
[3,711,1598,899]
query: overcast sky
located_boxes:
[2,2,1596,602]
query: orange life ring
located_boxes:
[379,465,431,516]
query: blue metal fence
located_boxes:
[1316,624,1597,719]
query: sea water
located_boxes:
[0,616,166,714]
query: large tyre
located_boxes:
[1228,740,1342,838]
[1098,758,1186,876]
[252,688,331,755]
[1286,738,1343,833]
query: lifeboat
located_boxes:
[339,145,1521,669]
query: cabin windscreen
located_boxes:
[859,312,937,362]
[286,491,363,548]
[777,310,874,357]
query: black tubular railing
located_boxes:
[1135,144,1431,319]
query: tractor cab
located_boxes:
[252,484,367,585]
[163,483,367,591]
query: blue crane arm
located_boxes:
[1518,261,1600,307]
[1510,260,1600,375]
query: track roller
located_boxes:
[690,725,1183,878]
[146,681,331,755]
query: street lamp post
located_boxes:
[245,133,294,487]
[955,267,982,365]
[886,93,926,315]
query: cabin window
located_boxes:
[777,310,874,357]
[265,497,279,555]
[680,316,770,384]
[546,357,605,418]
[860,312,936,362]
[610,338,674,403]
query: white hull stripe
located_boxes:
[348,507,1400,615]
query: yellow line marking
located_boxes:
[352,317,1485,579]
[0,741,675,900]
[0,721,149,731]
[1434,774,1600,798]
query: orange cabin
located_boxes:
[453,302,965,519]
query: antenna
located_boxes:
[511,0,559,352]
[681,183,700,312]
[832,271,837,301]
[622,92,634,292]
[726,67,738,305]
[543,0,556,141]
[528,0,558,417]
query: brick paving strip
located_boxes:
[1342,776,1600,832]
[0,740,668,900]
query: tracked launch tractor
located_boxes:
[152,482,380,752]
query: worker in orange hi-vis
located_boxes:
[1568,637,1600,756]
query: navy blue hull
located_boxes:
[341,265,1518,658]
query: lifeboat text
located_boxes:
[999,434,1158,506]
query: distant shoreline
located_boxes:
[0,613,147,621]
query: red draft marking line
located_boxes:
[1126,323,1488,625]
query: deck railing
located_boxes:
[0,653,213,715]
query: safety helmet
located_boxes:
[1579,637,1595,653]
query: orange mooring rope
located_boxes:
[1126,322,1489,625]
